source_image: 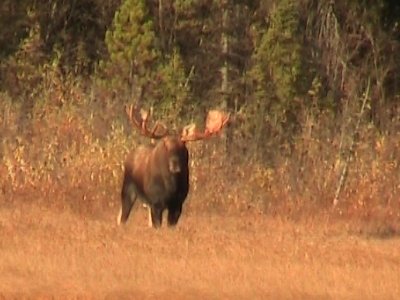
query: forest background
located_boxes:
[0,0,399,224]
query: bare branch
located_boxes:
[333,77,371,207]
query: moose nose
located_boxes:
[169,156,181,173]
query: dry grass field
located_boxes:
[1,191,399,300]
[1,3,400,298]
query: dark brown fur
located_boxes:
[118,136,189,228]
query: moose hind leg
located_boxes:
[167,203,182,227]
[118,180,137,225]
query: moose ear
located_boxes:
[205,110,230,134]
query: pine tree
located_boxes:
[249,0,308,124]
[154,48,190,122]
[262,0,305,103]
[245,0,310,160]
[0,0,31,59]
[103,0,159,95]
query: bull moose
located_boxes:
[118,104,229,228]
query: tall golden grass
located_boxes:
[1,76,399,227]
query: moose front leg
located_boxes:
[167,203,182,227]
[150,204,163,228]
[142,203,153,227]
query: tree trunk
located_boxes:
[220,1,232,156]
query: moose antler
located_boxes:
[181,110,230,142]
[125,104,169,139]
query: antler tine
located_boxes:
[125,104,169,139]
[125,104,144,134]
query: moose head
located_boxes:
[118,104,229,228]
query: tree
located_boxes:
[0,1,31,59]
[262,0,306,103]
[244,0,310,160]
[154,48,191,122]
[102,0,159,95]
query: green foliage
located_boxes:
[245,0,310,160]
[100,0,190,122]
[103,0,159,93]
[259,0,306,103]
[0,1,30,58]
[36,0,111,75]
[1,22,46,98]
[154,48,191,122]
